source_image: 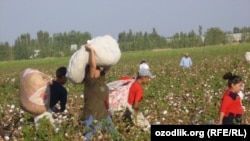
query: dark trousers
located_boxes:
[222,113,242,125]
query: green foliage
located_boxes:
[35,118,55,141]
[22,124,36,141]
[1,26,250,61]
[204,27,226,45]
[118,28,168,51]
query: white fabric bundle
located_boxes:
[19,68,52,115]
[245,52,250,63]
[66,35,121,84]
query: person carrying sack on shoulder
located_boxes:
[82,44,119,141]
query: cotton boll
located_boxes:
[19,118,24,122]
[4,135,10,141]
[63,109,68,113]
[162,110,167,115]
[55,128,60,133]
[98,135,103,140]
[178,119,183,123]
[155,121,161,125]
[10,104,15,109]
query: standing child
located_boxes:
[218,72,244,125]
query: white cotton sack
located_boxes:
[19,68,52,115]
[245,52,250,63]
[66,35,121,84]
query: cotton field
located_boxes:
[0,44,250,141]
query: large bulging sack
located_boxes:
[66,35,121,84]
[19,68,52,115]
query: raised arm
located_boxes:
[85,44,96,78]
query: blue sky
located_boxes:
[0,0,249,45]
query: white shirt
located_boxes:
[180,57,192,68]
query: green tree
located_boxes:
[204,27,226,45]
[37,30,50,48]
[170,33,180,48]
[198,25,203,36]
[0,42,13,61]
[233,27,240,33]
[240,27,250,43]
[13,33,33,60]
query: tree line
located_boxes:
[0,26,250,61]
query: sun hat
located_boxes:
[138,69,154,79]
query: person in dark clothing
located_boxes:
[218,72,244,125]
[50,66,68,113]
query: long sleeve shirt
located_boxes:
[220,89,244,116]
[180,57,192,68]
[50,81,67,112]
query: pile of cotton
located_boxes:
[245,52,250,63]
[66,35,121,84]
[19,68,52,115]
